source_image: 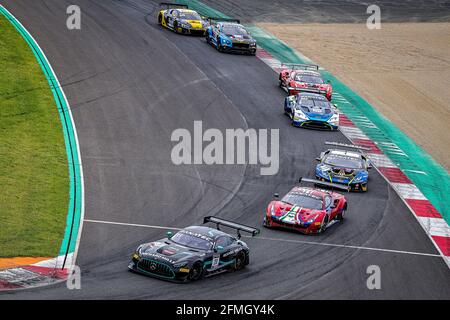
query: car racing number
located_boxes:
[212,254,220,268]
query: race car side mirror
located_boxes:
[273,193,279,198]
[215,245,225,253]
[367,164,373,169]
[326,80,331,84]
[315,157,321,161]
[167,231,173,239]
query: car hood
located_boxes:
[303,109,333,121]
[139,241,203,264]
[182,19,204,28]
[225,34,253,42]
[317,164,367,177]
[292,81,330,90]
[272,201,323,224]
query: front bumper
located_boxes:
[179,27,206,36]
[292,119,338,130]
[265,216,321,234]
[221,42,257,54]
[128,256,191,282]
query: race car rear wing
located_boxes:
[299,177,351,192]
[281,63,319,71]
[203,216,260,238]
[207,17,241,25]
[325,141,371,151]
[159,2,189,9]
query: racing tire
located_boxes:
[158,14,163,25]
[206,33,211,45]
[337,203,347,222]
[173,21,179,34]
[263,216,272,228]
[216,37,224,52]
[234,251,246,271]
[188,261,203,281]
[319,215,329,234]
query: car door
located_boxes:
[213,23,221,42]
[210,236,233,270]
[329,196,341,220]
[166,9,176,27]
[324,195,333,220]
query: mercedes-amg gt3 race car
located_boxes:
[129,217,260,282]
[206,18,257,55]
[264,178,349,234]
[284,92,339,130]
[278,63,333,100]
[157,3,208,35]
[315,142,373,192]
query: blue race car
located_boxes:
[284,92,339,130]
[206,18,257,55]
[315,142,372,192]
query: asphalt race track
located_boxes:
[1,0,450,299]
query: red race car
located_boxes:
[278,63,333,101]
[263,178,348,234]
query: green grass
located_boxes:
[0,14,68,257]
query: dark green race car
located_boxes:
[128,216,260,282]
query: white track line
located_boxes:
[84,219,441,258]
[84,219,182,231]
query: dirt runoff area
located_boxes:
[258,23,450,171]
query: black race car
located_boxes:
[128,216,260,282]
[315,142,373,192]
[206,18,257,55]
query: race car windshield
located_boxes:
[298,98,332,114]
[171,232,213,251]
[222,25,248,36]
[282,193,323,210]
[294,75,324,84]
[179,12,201,20]
[324,155,363,169]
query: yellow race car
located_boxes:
[157,3,208,36]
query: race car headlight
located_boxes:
[328,114,339,124]
[306,214,319,223]
[270,204,276,216]
[293,109,308,121]
[180,22,192,28]
[319,165,331,173]
[222,38,231,45]
[250,42,256,47]
[173,261,188,268]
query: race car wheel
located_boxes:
[337,205,347,222]
[361,183,368,192]
[158,14,163,25]
[234,251,246,271]
[263,216,272,228]
[173,21,179,34]
[217,37,224,52]
[188,262,203,281]
[206,34,211,44]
